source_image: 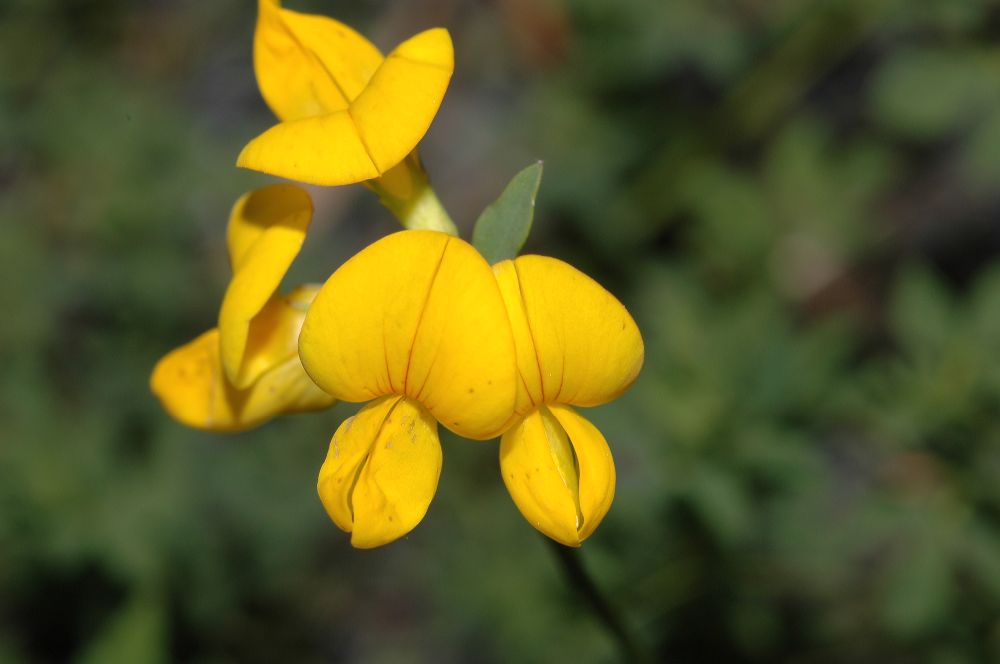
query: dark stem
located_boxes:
[545,538,650,663]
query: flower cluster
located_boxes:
[153,0,643,548]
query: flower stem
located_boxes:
[545,538,650,662]
[393,183,458,234]
[366,152,459,236]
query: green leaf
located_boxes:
[472,162,543,264]
[77,590,167,664]
[870,47,996,139]
[881,538,953,639]
[687,465,752,546]
[890,264,955,353]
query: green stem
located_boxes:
[366,153,459,235]
[391,183,458,234]
[545,538,650,663]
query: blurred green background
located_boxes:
[4,0,1000,661]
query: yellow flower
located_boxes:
[236,0,454,190]
[299,230,517,548]
[492,256,644,546]
[151,184,335,431]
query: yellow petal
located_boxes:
[240,345,336,425]
[499,406,615,546]
[254,0,383,121]
[237,29,454,186]
[235,112,381,186]
[219,184,312,388]
[493,256,644,411]
[317,396,442,548]
[492,260,544,415]
[300,230,516,439]
[151,329,237,430]
[547,404,616,542]
[236,284,316,389]
[150,305,335,434]
[349,28,453,174]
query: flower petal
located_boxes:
[500,409,579,546]
[219,184,312,388]
[235,112,381,186]
[240,347,336,424]
[547,404,616,542]
[150,302,334,434]
[317,396,442,548]
[499,406,615,546]
[350,28,453,174]
[493,256,643,410]
[236,284,315,389]
[492,260,544,414]
[237,29,454,186]
[151,329,238,430]
[254,0,383,121]
[300,230,517,439]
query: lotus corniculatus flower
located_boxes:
[151,184,335,431]
[299,230,517,548]
[237,0,454,192]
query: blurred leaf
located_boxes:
[729,599,781,657]
[472,162,543,263]
[677,162,775,278]
[568,0,747,83]
[890,265,955,353]
[764,118,893,258]
[733,428,825,490]
[971,264,1000,343]
[870,48,998,139]
[77,590,166,664]
[526,84,643,250]
[958,523,1000,604]
[894,0,991,33]
[882,538,953,639]
[961,106,1000,189]
[687,465,752,546]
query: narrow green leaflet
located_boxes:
[472,162,543,264]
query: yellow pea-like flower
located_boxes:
[151,184,335,432]
[300,230,518,548]
[237,0,454,188]
[492,256,644,546]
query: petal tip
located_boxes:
[397,27,454,64]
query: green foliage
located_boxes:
[77,591,166,664]
[472,162,543,264]
[871,47,998,139]
[4,0,1000,662]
